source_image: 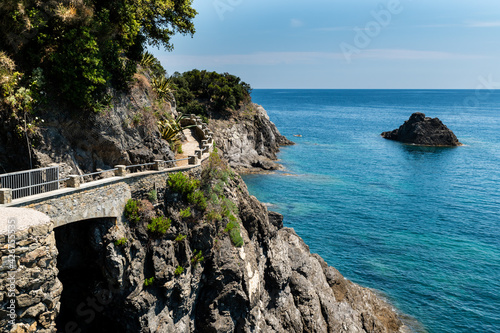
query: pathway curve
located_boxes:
[176,129,201,167]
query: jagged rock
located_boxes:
[54,173,410,333]
[1,75,412,332]
[208,104,294,173]
[0,73,175,174]
[381,112,461,146]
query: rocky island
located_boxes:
[381,112,462,146]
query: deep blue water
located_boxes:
[244,90,500,333]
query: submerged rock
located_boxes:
[381,112,461,146]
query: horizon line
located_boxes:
[251,88,500,90]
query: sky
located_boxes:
[152,0,500,89]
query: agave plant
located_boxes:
[157,113,195,142]
[151,75,174,102]
[140,51,156,68]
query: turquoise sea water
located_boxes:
[244,90,500,333]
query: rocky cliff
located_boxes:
[1,74,411,333]
[0,75,290,176]
[381,112,461,146]
[0,72,175,175]
[207,103,294,173]
[50,161,409,333]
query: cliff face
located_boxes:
[207,103,294,173]
[49,165,408,333]
[0,73,175,175]
[1,79,410,332]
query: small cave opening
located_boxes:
[55,218,126,333]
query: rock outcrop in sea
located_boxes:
[381,112,461,146]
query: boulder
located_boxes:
[381,112,461,146]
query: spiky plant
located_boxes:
[151,75,174,102]
[157,113,195,142]
[140,52,156,68]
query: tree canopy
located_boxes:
[0,0,197,111]
[171,69,252,117]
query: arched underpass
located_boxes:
[55,217,126,333]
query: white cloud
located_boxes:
[356,49,490,60]
[418,21,500,28]
[466,21,500,28]
[158,49,489,68]
[290,19,304,28]
[314,26,355,32]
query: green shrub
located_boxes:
[224,221,243,247]
[174,265,184,276]
[202,151,233,184]
[147,216,171,235]
[221,198,238,218]
[114,238,128,246]
[224,221,237,232]
[148,189,158,203]
[175,234,187,242]
[132,112,143,126]
[230,228,244,247]
[170,70,252,113]
[168,172,199,196]
[191,250,204,267]
[206,210,222,222]
[124,199,140,223]
[180,207,191,218]
[187,190,207,211]
[144,277,155,287]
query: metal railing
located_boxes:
[0,166,61,200]
[0,139,214,203]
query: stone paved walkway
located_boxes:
[176,129,201,167]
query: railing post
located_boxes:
[195,149,203,159]
[0,188,12,204]
[188,155,198,165]
[202,144,210,153]
[114,165,127,177]
[153,160,165,171]
[66,175,81,188]
[28,169,32,196]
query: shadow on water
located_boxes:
[400,144,460,155]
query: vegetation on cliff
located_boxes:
[123,150,244,248]
[0,0,196,113]
[170,69,252,119]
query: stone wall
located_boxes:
[16,181,132,228]
[0,208,61,333]
[8,166,200,228]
